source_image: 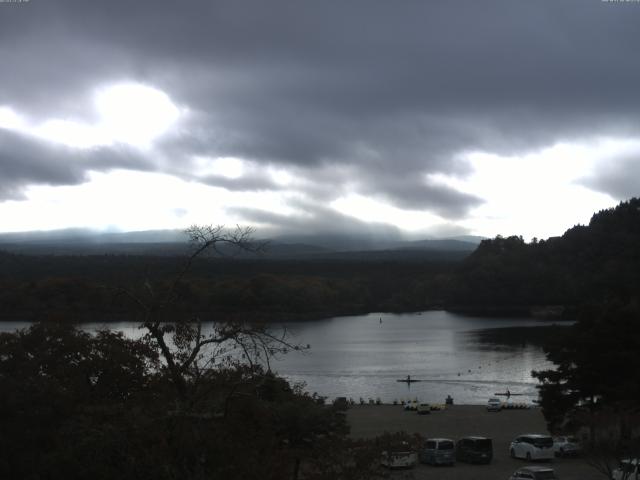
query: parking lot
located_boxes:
[347,405,603,479]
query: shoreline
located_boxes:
[0,304,576,323]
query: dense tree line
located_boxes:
[532,300,640,477]
[0,255,456,322]
[533,300,640,432]
[0,322,384,480]
[448,198,640,315]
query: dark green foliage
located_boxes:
[532,300,640,478]
[0,256,458,321]
[449,198,640,313]
[533,300,640,432]
[0,323,382,480]
[0,323,160,479]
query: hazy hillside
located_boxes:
[0,229,480,259]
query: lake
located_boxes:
[0,310,565,405]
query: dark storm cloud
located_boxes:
[2,0,640,231]
[0,130,151,200]
[367,176,483,219]
[0,130,84,199]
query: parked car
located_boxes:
[403,400,418,411]
[508,465,558,479]
[487,397,502,412]
[552,436,580,457]
[417,403,431,415]
[456,436,493,464]
[332,397,349,410]
[612,458,640,480]
[510,434,554,461]
[380,450,418,469]
[419,438,455,466]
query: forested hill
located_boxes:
[1,199,638,322]
[0,232,476,322]
[0,251,459,322]
[448,198,640,315]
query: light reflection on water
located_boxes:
[272,311,564,405]
[0,311,566,405]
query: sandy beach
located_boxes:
[347,405,601,479]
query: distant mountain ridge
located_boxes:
[0,228,483,259]
[0,228,190,244]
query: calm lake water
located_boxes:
[1,310,565,405]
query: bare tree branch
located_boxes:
[111,224,301,404]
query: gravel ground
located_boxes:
[347,405,604,480]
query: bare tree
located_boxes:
[117,224,302,403]
[584,439,640,480]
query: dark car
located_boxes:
[456,436,493,464]
[332,397,349,410]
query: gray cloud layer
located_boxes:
[0,129,149,199]
[1,0,640,234]
[583,150,640,200]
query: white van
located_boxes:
[509,434,554,461]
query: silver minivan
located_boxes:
[419,438,455,465]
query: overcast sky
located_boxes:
[1,0,639,240]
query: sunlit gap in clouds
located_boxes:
[93,84,181,148]
[331,194,446,234]
[0,106,26,130]
[192,156,246,179]
[0,170,299,233]
[1,82,183,150]
[431,138,634,240]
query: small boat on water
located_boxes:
[494,391,525,397]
